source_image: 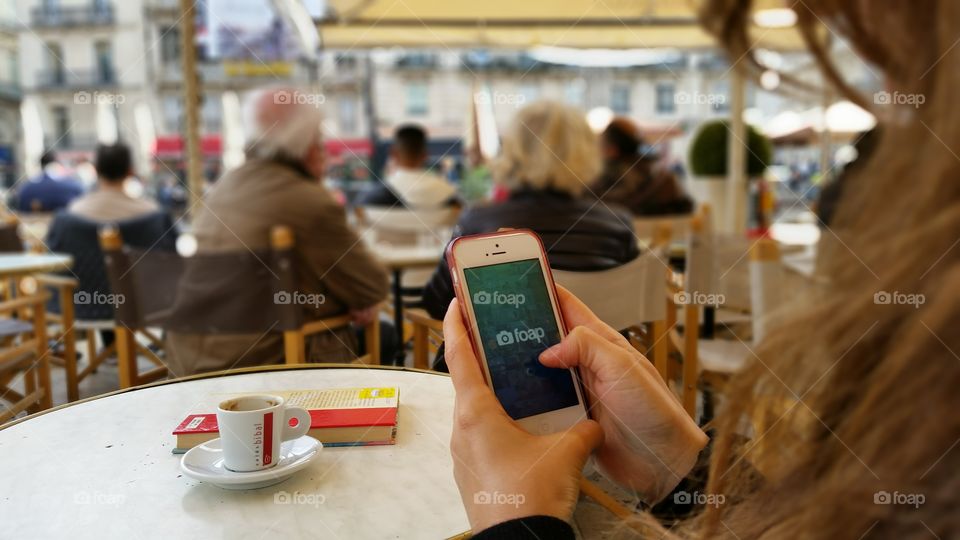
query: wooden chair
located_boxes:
[37,211,177,396]
[677,232,785,421]
[101,225,381,389]
[553,249,672,376]
[270,226,381,366]
[98,228,170,389]
[406,307,443,370]
[0,293,52,423]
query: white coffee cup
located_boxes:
[216,394,311,472]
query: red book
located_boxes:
[172,387,399,453]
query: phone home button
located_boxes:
[537,421,552,435]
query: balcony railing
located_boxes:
[34,69,118,90]
[31,4,115,28]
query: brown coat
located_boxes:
[165,159,389,376]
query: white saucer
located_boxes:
[180,436,322,490]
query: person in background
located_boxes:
[422,101,639,370]
[360,124,458,209]
[166,87,391,376]
[67,143,159,222]
[593,117,694,216]
[16,150,84,212]
[816,128,880,227]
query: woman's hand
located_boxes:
[443,299,603,532]
[539,287,708,502]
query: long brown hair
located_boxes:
[632,1,960,538]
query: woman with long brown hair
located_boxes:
[442,1,960,538]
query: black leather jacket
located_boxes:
[421,188,640,320]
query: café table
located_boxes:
[0,364,470,540]
[0,252,72,279]
[373,244,443,366]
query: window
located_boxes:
[655,82,676,114]
[406,82,428,116]
[46,43,64,85]
[201,94,221,134]
[163,95,183,133]
[611,84,631,114]
[338,96,357,135]
[94,41,113,84]
[51,106,69,147]
[160,26,181,64]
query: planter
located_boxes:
[688,175,731,232]
[688,175,766,235]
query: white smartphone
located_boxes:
[447,228,589,435]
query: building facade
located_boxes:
[0,0,21,185]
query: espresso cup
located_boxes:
[216,394,311,472]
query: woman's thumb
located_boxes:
[539,326,631,377]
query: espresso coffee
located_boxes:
[215,394,310,472]
[220,397,279,412]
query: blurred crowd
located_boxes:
[13,92,698,374]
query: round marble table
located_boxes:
[0,365,470,539]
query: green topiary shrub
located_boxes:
[689,120,772,178]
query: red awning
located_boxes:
[153,135,222,158]
[325,138,373,158]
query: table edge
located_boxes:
[1,363,447,431]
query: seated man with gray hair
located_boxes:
[166,87,389,375]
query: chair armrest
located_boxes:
[405,307,443,331]
[0,292,50,314]
[34,273,79,290]
[299,314,353,337]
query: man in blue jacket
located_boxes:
[17,151,84,212]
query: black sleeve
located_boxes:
[472,516,574,540]
[421,253,455,320]
[43,212,65,251]
[421,214,473,320]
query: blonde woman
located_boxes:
[444,1,959,539]
[421,101,639,365]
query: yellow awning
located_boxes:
[317,0,806,50]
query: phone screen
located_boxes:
[463,258,579,420]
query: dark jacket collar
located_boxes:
[507,187,576,201]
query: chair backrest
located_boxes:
[105,227,302,334]
[358,206,459,245]
[0,216,23,252]
[552,251,667,330]
[44,211,178,320]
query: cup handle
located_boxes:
[282,407,311,441]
